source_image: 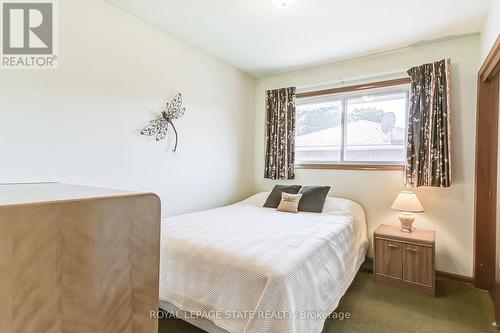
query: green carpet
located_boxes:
[159,270,496,333]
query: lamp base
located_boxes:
[399,214,415,233]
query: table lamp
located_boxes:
[391,191,424,232]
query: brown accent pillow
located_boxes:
[277,193,303,213]
[298,186,331,213]
[263,185,302,208]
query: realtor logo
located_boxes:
[1,0,57,68]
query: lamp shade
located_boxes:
[391,191,424,213]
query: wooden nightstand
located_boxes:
[374,224,436,296]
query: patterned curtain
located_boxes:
[405,59,451,187]
[264,87,296,180]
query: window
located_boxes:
[295,79,409,169]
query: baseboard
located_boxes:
[435,271,473,283]
[363,257,473,283]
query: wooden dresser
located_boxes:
[0,183,161,333]
[374,224,435,296]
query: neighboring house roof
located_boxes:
[296,120,404,147]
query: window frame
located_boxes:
[295,78,410,171]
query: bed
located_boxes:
[159,192,368,333]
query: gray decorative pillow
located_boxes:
[263,185,302,208]
[298,186,331,213]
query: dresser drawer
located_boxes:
[403,244,433,286]
[374,239,403,280]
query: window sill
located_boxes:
[294,163,405,171]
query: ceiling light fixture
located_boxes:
[272,0,296,9]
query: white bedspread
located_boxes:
[159,192,368,333]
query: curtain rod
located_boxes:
[296,69,408,93]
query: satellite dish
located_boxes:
[381,112,396,134]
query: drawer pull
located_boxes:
[387,243,399,248]
[406,246,418,252]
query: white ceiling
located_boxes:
[107,0,492,77]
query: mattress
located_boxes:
[159,192,368,333]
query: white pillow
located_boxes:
[277,193,302,213]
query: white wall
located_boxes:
[254,35,480,277]
[480,0,500,61]
[0,0,256,217]
[0,0,484,278]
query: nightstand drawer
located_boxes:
[374,239,403,280]
[403,244,433,286]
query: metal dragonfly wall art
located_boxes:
[140,93,186,152]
